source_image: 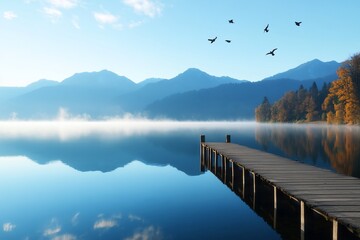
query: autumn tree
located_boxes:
[255,97,271,122]
[323,53,360,124]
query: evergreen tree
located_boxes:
[255,97,272,122]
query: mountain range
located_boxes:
[0,59,341,120]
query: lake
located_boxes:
[0,120,359,240]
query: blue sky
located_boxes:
[0,0,359,86]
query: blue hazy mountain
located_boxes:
[60,69,136,92]
[0,59,340,119]
[118,68,247,111]
[136,78,167,88]
[145,75,337,120]
[0,79,58,102]
[25,79,59,91]
[264,59,340,81]
[0,70,137,118]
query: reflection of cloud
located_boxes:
[71,212,80,226]
[51,234,77,240]
[128,214,143,222]
[124,226,163,240]
[3,222,16,232]
[93,219,117,229]
[44,226,61,236]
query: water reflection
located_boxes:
[0,121,358,178]
[254,124,360,177]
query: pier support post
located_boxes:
[221,155,225,181]
[226,135,231,143]
[333,220,338,240]
[208,147,211,169]
[273,186,277,229]
[252,172,256,210]
[231,161,234,190]
[214,151,217,175]
[301,201,305,240]
[242,166,245,198]
[200,135,205,172]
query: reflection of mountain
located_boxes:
[0,133,201,176]
[254,124,360,177]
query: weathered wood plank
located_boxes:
[202,141,360,236]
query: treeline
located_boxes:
[256,53,360,124]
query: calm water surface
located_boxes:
[0,121,359,240]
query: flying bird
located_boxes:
[266,48,278,56]
[228,19,234,24]
[295,21,302,26]
[208,37,217,44]
[225,40,231,43]
[264,24,269,33]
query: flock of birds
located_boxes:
[208,20,302,56]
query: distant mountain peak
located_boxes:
[61,69,135,87]
[25,79,59,91]
[264,59,340,81]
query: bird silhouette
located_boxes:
[225,40,231,43]
[228,19,234,24]
[266,48,278,56]
[264,24,269,33]
[295,21,302,26]
[208,37,217,44]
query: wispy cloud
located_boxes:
[93,12,118,25]
[128,20,143,29]
[3,222,16,232]
[43,7,62,20]
[3,11,17,20]
[48,0,78,9]
[72,16,80,29]
[123,0,162,18]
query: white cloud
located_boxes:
[93,12,118,25]
[128,20,143,29]
[3,11,17,20]
[123,0,162,18]
[93,219,117,229]
[48,0,78,9]
[43,7,62,19]
[3,222,16,232]
[72,16,80,29]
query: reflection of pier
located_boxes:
[200,135,360,240]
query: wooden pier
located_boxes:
[200,135,360,240]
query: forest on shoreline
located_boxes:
[255,53,360,125]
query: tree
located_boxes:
[255,97,271,122]
[322,53,360,124]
